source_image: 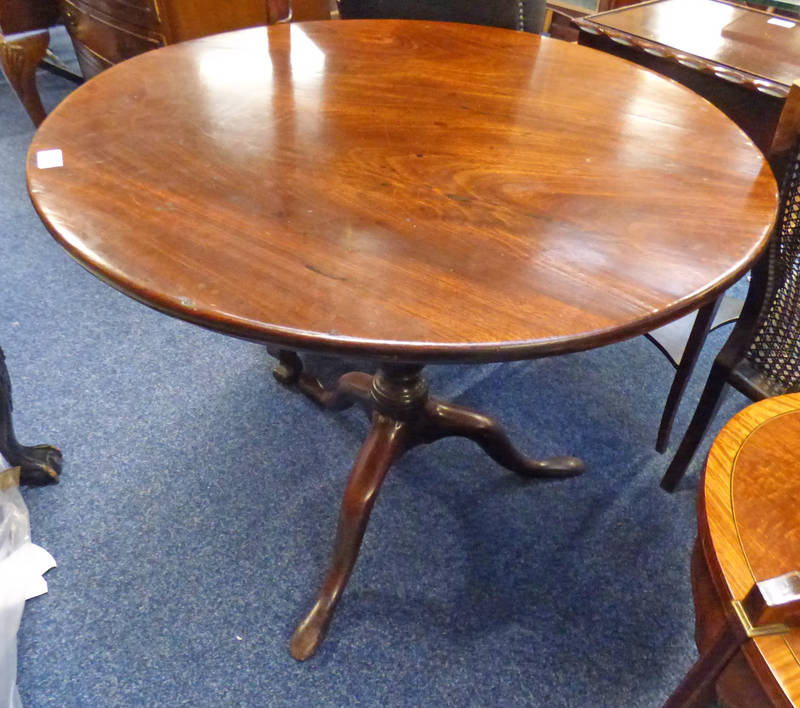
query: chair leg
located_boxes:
[657,299,721,453]
[663,623,741,708]
[660,362,728,492]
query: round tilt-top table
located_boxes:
[27,20,778,660]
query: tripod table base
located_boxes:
[268,349,584,660]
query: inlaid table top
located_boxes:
[27,20,778,362]
[702,393,800,704]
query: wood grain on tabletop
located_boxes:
[27,21,778,361]
[700,393,800,705]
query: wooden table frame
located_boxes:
[26,21,778,660]
[267,349,582,658]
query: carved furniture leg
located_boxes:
[285,362,585,659]
[0,346,62,485]
[0,30,50,127]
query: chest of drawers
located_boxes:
[60,0,271,78]
[0,0,331,124]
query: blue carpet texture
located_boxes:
[3,45,751,707]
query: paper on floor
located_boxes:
[0,543,57,600]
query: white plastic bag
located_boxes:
[0,461,27,708]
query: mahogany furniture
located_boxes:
[649,293,746,453]
[0,346,61,485]
[543,0,638,44]
[577,0,800,159]
[654,78,800,460]
[0,0,62,125]
[58,0,329,79]
[660,82,800,491]
[0,0,332,126]
[665,393,800,706]
[577,0,800,455]
[26,20,777,659]
[0,5,65,478]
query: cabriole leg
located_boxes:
[288,363,584,659]
[420,398,584,477]
[290,413,409,660]
[0,346,61,485]
[0,30,50,127]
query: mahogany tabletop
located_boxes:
[701,393,800,704]
[27,20,778,363]
[579,0,800,97]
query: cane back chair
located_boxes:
[661,80,800,492]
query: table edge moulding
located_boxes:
[25,20,780,659]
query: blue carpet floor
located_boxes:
[3,39,752,707]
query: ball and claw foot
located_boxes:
[16,445,63,486]
[1,346,62,485]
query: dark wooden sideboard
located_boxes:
[0,0,331,124]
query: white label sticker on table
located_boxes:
[767,17,796,29]
[36,149,63,169]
